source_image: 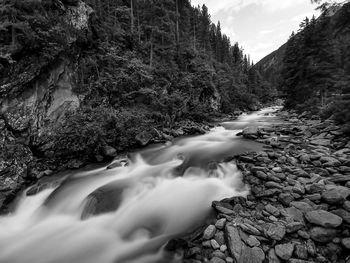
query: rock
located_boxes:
[239,223,261,236]
[306,239,316,256]
[309,227,338,243]
[101,145,116,157]
[279,193,295,206]
[310,139,331,147]
[246,235,261,247]
[209,257,225,263]
[265,223,286,241]
[297,230,310,239]
[322,188,347,205]
[225,224,265,263]
[284,207,305,223]
[275,243,294,260]
[343,201,350,212]
[203,225,216,240]
[286,222,304,233]
[268,248,281,263]
[305,210,342,228]
[341,238,350,249]
[330,209,350,224]
[294,244,308,259]
[135,131,153,146]
[265,204,280,217]
[220,245,227,252]
[290,202,313,213]
[215,218,226,230]
[242,126,263,138]
[211,239,220,249]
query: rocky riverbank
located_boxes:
[170,109,350,263]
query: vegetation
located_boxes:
[0,0,277,160]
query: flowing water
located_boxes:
[0,107,281,263]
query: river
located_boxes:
[0,106,281,263]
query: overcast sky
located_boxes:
[191,0,324,62]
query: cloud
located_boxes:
[259,29,274,35]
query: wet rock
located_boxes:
[101,145,116,157]
[275,243,294,260]
[242,126,263,138]
[265,223,286,241]
[305,210,342,228]
[135,131,153,146]
[309,227,338,243]
[203,225,216,240]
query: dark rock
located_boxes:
[209,257,225,263]
[322,188,348,205]
[309,227,338,243]
[305,210,342,228]
[268,248,281,263]
[290,201,313,213]
[265,204,280,217]
[286,222,304,233]
[101,145,117,157]
[279,193,295,206]
[135,131,153,146]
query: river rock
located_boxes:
[305,210,342,228]
[290,201,313,213]
[343,201,350,212]
[294,244,308,259]
[101,145,116,157]
[209,257,225,263]
[225,224,265,263]
[203,225,216,239]
[215,218,226,230]
[322,188,348,205]
[309,227,338,243]
[286,222,304,233]
[265,223,286,241]
[275,243,294,260]
[246,235,260,247]
[341,238,350,249]
[330,209,350,224]
[268,248,281,263]
[265,204,280,217]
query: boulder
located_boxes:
[305,210,342,228]
[242,126,263,138]
[101,145,116,157]
[135,131,153,146]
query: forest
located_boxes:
[0,0,276,161]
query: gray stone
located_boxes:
[309,227,338,243]
[225,224,265,263]
[290,201,313,213]
[279,193,294,206]
[284,207,304,223]
[294,244,308,259]
[265,223,286,241]
[322,189,346,205]
[211,239,220,249]
[268,248,281,263]
[246,235,261,247]
[203,225,216,239]
[343,201,350,212]
[209,257,225,263]
[265,204,280,217]
[306,239,316,256]
[330,209,350,224]
[286,222,304,233]
[215,218,226,230]
[341,238,350,249]
[305,210,342,228]
[275,243,294,260]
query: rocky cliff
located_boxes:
[0,0,93,211]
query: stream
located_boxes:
[0,107,281,263]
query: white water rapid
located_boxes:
[0,107,281,263]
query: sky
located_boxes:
[191,0,325,62]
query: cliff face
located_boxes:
[0,0,93,211]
